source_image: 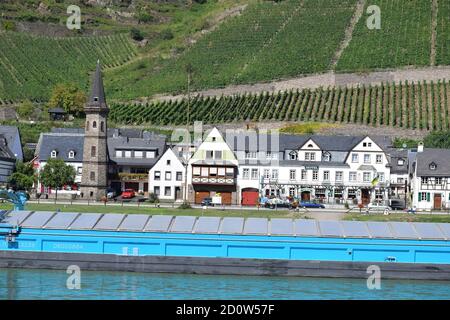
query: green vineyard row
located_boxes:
[0,32,137,101]
[110,80,450,131]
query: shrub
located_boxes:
[130,28,144,41]
[160,29,174,40]
[178,201,192,209]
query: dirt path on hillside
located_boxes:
[151,66,450,102]
[331,0,366,69]
[430,0,438,66]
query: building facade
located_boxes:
[411,146,450,210]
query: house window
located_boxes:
[323,171,330,181]
[201,167,209,177]
[398,159,405,166]
[430,163,437,170]
[379,173,385,182]
[154,171,161,181]
[218,167,225,176]
[419,192,429,202]
[421,177,428,184]
[376,154,382,164]
[176,172,183,181]
[312,170,318,181]
[146,151,155,158]
[349,172,357,182]
[212,137,216,142]
[436,177,443,185]
[93,121,97,129]
[301,170,307,180]
[335,171,343,182]
[289,151,298,160]
[352,154,358,163]
[243,168,250,179]
[323,153,331,162]
[68,150,75,159]
[271,169,279,180]
[124,151,131,158]
[289,169,296,181]
[193,167,201,176]
[164,187,171,196]
[245,152,257,159]
[215,150,222,159]
[90,171,95,181]
[154,186,160,196]
[100,121,104,132]
[210,167,217,176]
[115,150,122,158]
[305,152,315,161]
[166,159,171,165]
[77,167,82,174]
[91,146,96,157]
[51,150,57,158]
[226,168,234,177]
[363,172,371,182]
[135,151,143,158]
[165,172,172,180]
[251,169,258,180]
[364,154,371,164]
[264,169,270,179]
[206,150,214,159]
[397,177,404,184]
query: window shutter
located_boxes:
[418,193,421,202]
[427,193,431,202]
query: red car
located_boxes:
[121,189,135,199]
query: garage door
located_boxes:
[124,182,139,192]
[220,192,232,205]
[242,189,259,206]
[195,191,210,204]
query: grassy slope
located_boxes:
[345,212,450,223]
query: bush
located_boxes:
[160,29,174,40]
[1,20,16,31]
[130,28,144,41]
[147,192,159,203]
[178,201,192,209]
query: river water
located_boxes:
[1,268,449,300]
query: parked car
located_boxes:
[299,201,325,209]
[107,189,117,199]
[121,189,135,199]
[388,199,406,211]
[264,198,291,209]
[201,197,214,207]
[367,202,391,214]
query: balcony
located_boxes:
[192,176,235,185]
[109,173,148,182]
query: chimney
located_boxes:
[417,142,424,153]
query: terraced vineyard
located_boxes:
[107,0,357,99]
[337,0,433,71]
[0,32,137,101]
[110,80,450,131]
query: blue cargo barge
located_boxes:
[1,210,450,280]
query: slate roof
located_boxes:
[108,136,166,167]
[387,148,409,174]
[416,148,450,176]
[0,125,22,161]
[89,61,106,105]
[226,133,392,153]
[36,133,85,162]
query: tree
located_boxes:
[39,159,76,200]
[47,84,86,117]
[130,27,144,41]
[8,161,36,191]
[16,99,34,120]
[424,131,450,149]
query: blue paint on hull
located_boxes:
[2,227,450,265]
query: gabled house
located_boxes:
[188,127,239,205]
[411,145,450,210]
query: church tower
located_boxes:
[80,61,109,200]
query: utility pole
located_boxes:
[183,64,193,204]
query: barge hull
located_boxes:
[1,250,450,280]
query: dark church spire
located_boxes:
[88,60,106,106]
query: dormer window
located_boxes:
[323,152,331,162]
[307,144,313,148]
[50,150,57,158]
[68,150,75,159]
[429,162,437,170]
[289,151,298,160]
[398,159,405,166]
